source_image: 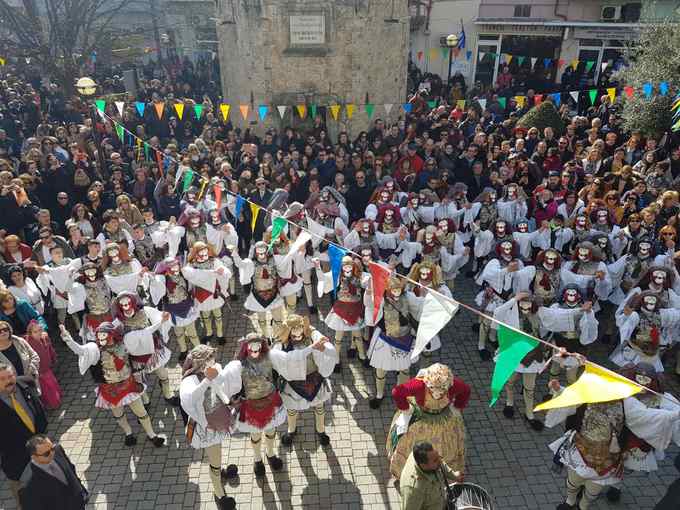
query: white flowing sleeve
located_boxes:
[493,298,520,329]
[213,360,244,399]
[511,264,533,293]
[660,308,680,330]
[418,206,436,225]
[617,311,639,344]
[213,259,231,297]
[343,230,360,251]
[149,274,166,306]
[182,265,218,292]
[578,310,598,345]
[206,224,225,253]
[67,282,86,314]
[270,346,313,381]
[334,217,349,240]
[608,256,628,287]
[440,246,468,275]
[396,241,421,268]
[179,375,211,427]
[475,258,505,293]
[311,330,339,377]
[230,252,254,286]
[609,226,626,258]
[365,203,378,221]
[473,229,495,258]
[624,396,680,452]
[316,269,334,297]
[104,264,142,295]
[531,229,550,251]
[463,203,481,228]
[538,305,576,333]
[123,309,164,354]
[375,231,399,250]
[62,331,101,374]
[593,262,612,300]
[223,225,238,248]
[513,231,535,259]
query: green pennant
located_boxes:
[441,47,449,60]
[182,169,195,192]
[427,100,437,110]
[489,325,539,406]
[517,56,525,66]
[498,97,507,109]
[589,89,598,105]
[194,104,203,120]
[365,103,375,118]
[144,142,150,161]
[585,61,595,73]
[95,99,106,114]
[268,216,288,252]
[310,104,318,118]
[489,52,497,59]
[115,123,124,141]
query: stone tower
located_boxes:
[216,0,409,135]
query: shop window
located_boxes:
[513,5,531,18]
[622,3,642,22]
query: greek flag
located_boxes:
[457,22,466,49]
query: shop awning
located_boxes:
[473,18,644,29]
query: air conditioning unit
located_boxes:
[601,5,622,21]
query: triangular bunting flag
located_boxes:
[296,104,307,119]
[234,195,246,221]
[429,48,438,60]
[194,104,203,120]
[346,104,355,119]
[329,104,340,120]
[412,292,458,360]
[441,47,449,60]
[534,94,543,106]
[426,100,437,109]
[249,203,261,233]
[550,93,561,107]
[456,100,466,110]
[0,57,5,66]
[239,104,249,120]
[498,97,506,109]
[114,101,125,117]
[174,103,184,120]
[543,58,552,68]
[466,50,472,61]
[310,104,318,118]
[535,363,642,411]
[417,51,423,61]
[115,123,124,141]
[607,87,616,104]
[570,59,579,70]
[624,86,634,99]
[182,169,195,192]
[601,62,609,72]
[643,83,653,98]
[515,96,526,108]
[558,59,566,68]
[588,89,598,105]
[660,82,669,96]
[95,99,106,115]
[403,103,412,114]
[268,217,287,252]
[384,103,394,116]
[530,57,538,68]
[477,98,487,111]
[277,105,288,119]
[258,105,268,121]
[220,104,230,121]
[516,56,525,66]
[585,61,595,73]
[328,244,348,296]
[135,102,145,117]
[569,90,580,103]
[479,51,486,62]
[369,262,391,323]
[505,54,513,65]
[154,102,164,120]
[365,103,375,119]
[489,325,539,406]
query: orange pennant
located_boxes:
[154,102,164,120]
[219,104,230,122]
[174,103,184,120]
[346,104,355,119]
[329,104,341,121]
[239,104,249,120]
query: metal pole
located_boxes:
[447,47,453,97]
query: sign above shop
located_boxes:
[572,26,641,42]
[290,15,326,45]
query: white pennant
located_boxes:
[277,105,288,119]
[531,57,538,68]
[569,91,580,103]
[115,101,125,117]
[478,51,486,61]
[477,98,487,111]
[383,103,394,116]
[601,62,608,71]
[412,291,459,360]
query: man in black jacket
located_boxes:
[0,362,48,507]
[19,435,89,510]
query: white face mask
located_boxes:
[500,242,513,259]
[210,212,220,224]
[597,211,608,224]
[565,289,579,304]
[97,331,111,346]
[380,191,390,203]
[362,223,371,234]
[255,247,268,262]
[597,238,608,250]
[108,248,120,263]
[190,217,201,228]
[517,223,528,233]
[386,182,394,193]
[169,263,180,275]
[519,302,532,315]
[438,221,448,234]
[385,210,394,221]
[643,296,657,312]
[544,253,558,271]
[390,287,402,299]
[576,217,587,228]
[247,341,262,359]
[290,329,305,344]
[119,297,134,317]
[85,268,97,281]
[577,248,590,262]
[507,187,517,199]
[496,222,506,236]
[342,265,353,277]
[425,232,434,243]
[420,268,432,281]
[318,212,327,220]
[638,243,651,258]
[652,271,666,287]
[488,192,497,203]
[196,249,209,263]
[411,198,419,208]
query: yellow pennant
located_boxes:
[505,54,513,65]
[346,104,355,119]
[174,103,184,120]
[250,203,261,233]
[570,59,579,70]
[456,100,466,110]
[0,57,6,66]
[515,96,526,108]
[296,104,307,119]
[329,104,341,120]
[607,87,616,104]
[239,104,249,120]
[219,104,230,121]
[429,48,439,60]
[534,363,643,412]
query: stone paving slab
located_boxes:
[1,276,678,510]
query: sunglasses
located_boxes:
[0,327,9,333]
[35,443,57,457]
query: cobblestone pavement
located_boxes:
[1,276,679,510]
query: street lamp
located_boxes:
[76,76,105,174]
[446,33,459,90]
[75,76,97,96]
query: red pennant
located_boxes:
[155,150,163,178]
[534,95,543,105]
[451,108,463,120]
[369,262,391,323]
[624,86,634,99]
[417,51,423,61]
[214,185,222,210]
[558,59,566,68]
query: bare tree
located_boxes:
[0,0,134,91]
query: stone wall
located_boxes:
[217,0,408,137]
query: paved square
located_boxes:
[1,278,678,509]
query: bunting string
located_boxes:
[94,106,670,405]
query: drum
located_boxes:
[446,482,495,510]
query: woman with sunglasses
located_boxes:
[0,319,40,387]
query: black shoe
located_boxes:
[369,397,383,409]
[556,504,575,510]
[471,323,480,333]
[148,436,165,447]
[165,396,181,407]
[478,349,492,361]
[308,305,318,315]
[267,455,283,471]
[215,495,237,510]
[502,405,515,419]
[281,432,295,447]
[674,452,680,472]
[333,362,342,373]
[221,464,239,479]
[541,393,553,403]
[254,461,266,478]
[465,270,475,278]
[361,357,371,368]
[317,432,330,446]
[601,334,612,345]
[200,337,209,345]
[347,348,357,359]
[606,487,621,502]
[218,336,226,346]
[124,434,137,447]
[230,294,239,301]
[178,350,188,363]
[526,417,545,432]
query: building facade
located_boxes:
[410,0,679,91]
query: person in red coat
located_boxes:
[386,363,470,480]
